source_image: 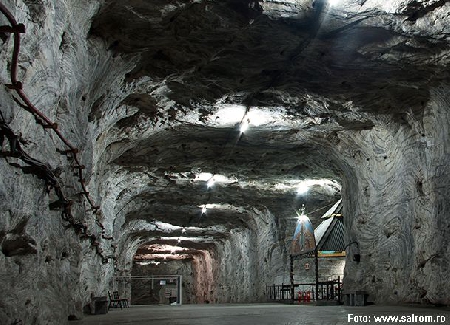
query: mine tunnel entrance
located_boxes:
[124,273,183,305]
[125,177,346,305]
[130,258,189,305]
[126,199,346,305]
[130,241,216,305]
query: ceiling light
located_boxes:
[246,110,274,126]
[207,177,215,188]
[240,118,250,133]
[196,172,213,181]
[275,179,341,194]
[296,184,309,195]
[159,236,211,242]
[137,260,161,266]
[181,227,186,234]
[211,104,277,128]
[195,173,235,187]
[213,104,246,125]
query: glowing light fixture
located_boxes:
[212,104,276,127]
[196,172,213,181]
[240,118,250,133]
[274,179,340,195]
[329,0,341,6]
[137,260,161,266]
[247,110,274,126]
[195,173,235,188]
[159,236,211,242]
[207,177,215,188]
[296,183,310,195]
[296,205,309,221]
[201,205,207,214]
[213,104,246,125]
[181,227,186,234]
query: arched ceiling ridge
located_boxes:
[86,0,450,274]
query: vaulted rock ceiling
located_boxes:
[1,1,450,320]
[86,0,449,258]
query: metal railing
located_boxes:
[267,277,342,304]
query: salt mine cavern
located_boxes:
[1,0,450,324]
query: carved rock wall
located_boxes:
[0,1,119,323]
[341,86,450,304]
[213,208,281,302]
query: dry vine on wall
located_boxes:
[0,2,114,262]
